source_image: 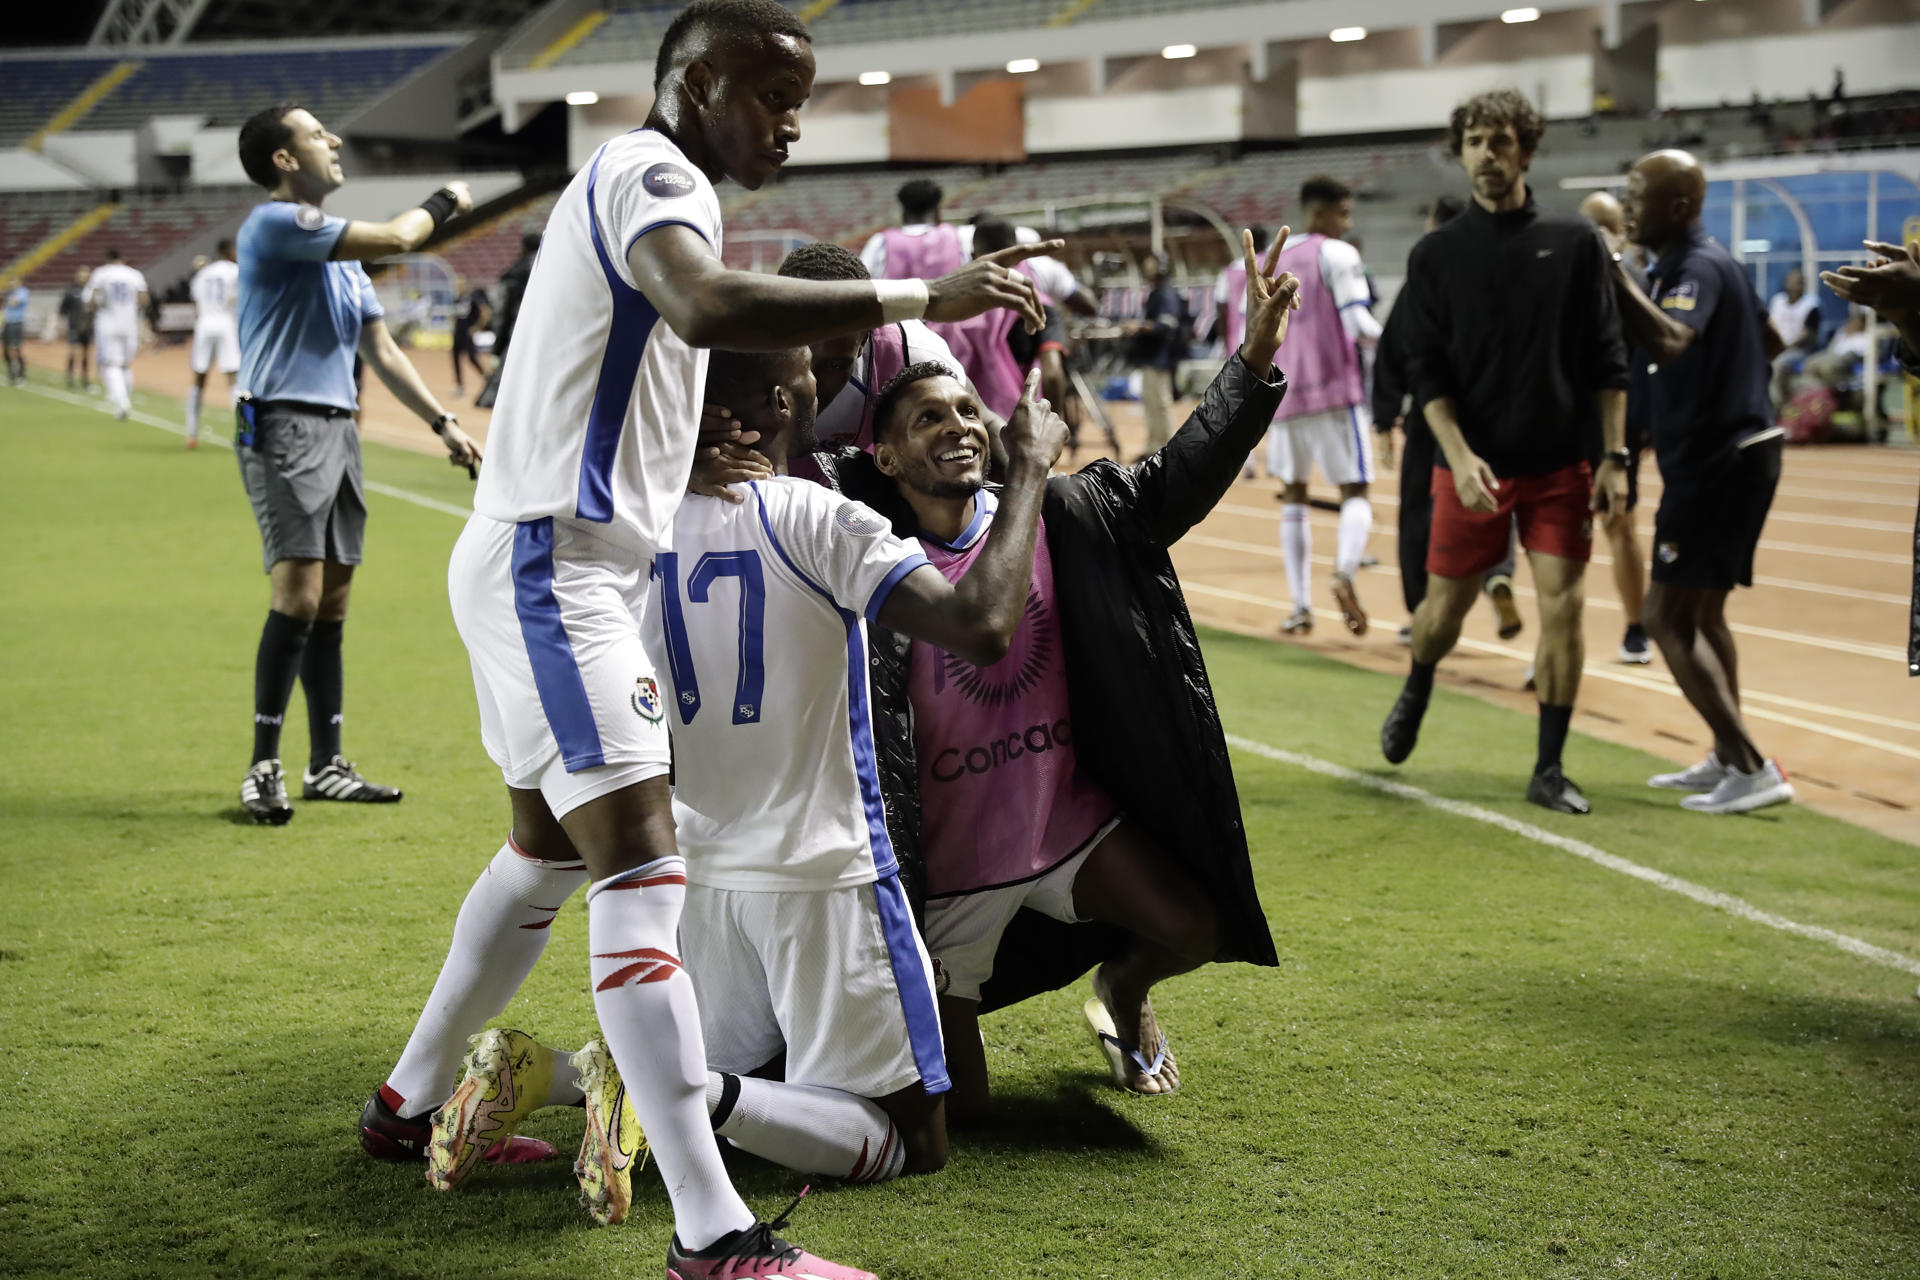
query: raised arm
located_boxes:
[628,226,1058,351]
[329,182,473,262]
[877,370,1067,665]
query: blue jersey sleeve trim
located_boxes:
[623,217,715,263]
[864,552,930,623]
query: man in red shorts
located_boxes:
[1380,89,1629,814]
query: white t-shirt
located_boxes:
[1286,232,1381,345]
[814,318,964,444]
[84,263,148,333]
[644,477,931,891]
[476,128,724,554]
[954,224,1080,302]
[1768,291,1819,347]
[190,259,239,327]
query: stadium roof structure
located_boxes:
[84,0,543,45]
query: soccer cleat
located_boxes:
[668,1189,877,1280]
[1649,754,1727,792]
[1380,685,1429,765]
[360,1084,557,1166]
[1618,628,1652,664]
[1330,572,1368,637]
[572,1038,648,1226]
[1526,764,1590,815]
[302,755,402,803]
[1486,576,1524,641]
[1682,760,1794,815]
[240,759,294,825]
[428,1028,566,1190]
[1280,606,1314,635]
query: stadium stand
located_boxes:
[17,187,257,288]
[0,59,121,148]
[0,191,109,278]
[433,190,562,283]
[74,45,460,131]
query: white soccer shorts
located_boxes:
[1268,402,1375,488]
[680,876,950,1098]
[190,322,240,375]
[448,512,671,819]
[95,328,136,369]
[922,814,1119,1003]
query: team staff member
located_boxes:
[60,267,93,390]
[1373,196,1525,645]
[1577,191,1653,664]
[232,102,481,824]
[1380,89,1630,815]
[1608,150,1793,815]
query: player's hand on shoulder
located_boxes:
[1003,367,1068,474]
[699,400,760,449]
[689,439,774,504]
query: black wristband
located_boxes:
[418,188,458,230]
[432,413,455,436]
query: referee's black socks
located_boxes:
[302,619,345,770]
[252,610,313,766]
[1537,703,1574,773]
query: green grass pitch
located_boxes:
[3,376,1917,1278]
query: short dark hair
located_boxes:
[1300,175,1352,208]
[238,102,304,190]
[1246,225,1272,251]
[105,247,123,261]
[778,240,869,282]
[872,360,958,442]
[1448,88,1544,156]
[216,237,235,256]
[705,345,802,405]
[971,218,1016,256]
[654,0,811,92]
[897,178,943,220]
[1428,194,1466,225]
[521,230,542,254]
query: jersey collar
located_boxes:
[920,489,997,553]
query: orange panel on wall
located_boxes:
[888,79,1025,164]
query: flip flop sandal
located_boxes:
[1082,996,1178,1096]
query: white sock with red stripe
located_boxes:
[383,838,588,1118]
[588,861,755,1249]
[1336,495,1373,579]
[706,1072,906,1183]
[1280,503,1312,609]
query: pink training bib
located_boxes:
[908,498,1117,897]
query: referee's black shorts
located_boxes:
[1651,433,1782,591]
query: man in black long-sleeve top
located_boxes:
[1380,89,1631,815]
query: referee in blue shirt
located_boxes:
[1608,148,1793,816]
[234,103,483,824]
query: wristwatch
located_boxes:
[432,412,457,436]
[1604,448,1631,467]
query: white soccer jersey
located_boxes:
[475,128,724,554]
[1285,233,1382,345]
[814,317,964,443]
[643,477,931,893]
[955,223,1079,302]
[190,259,240,326]
[84,263,148,333]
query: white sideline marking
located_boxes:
[1223,732,1920,980]
[18,381,474,521]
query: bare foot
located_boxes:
[1091,966,1179,1094]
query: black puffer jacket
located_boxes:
[814,353,1287,1012]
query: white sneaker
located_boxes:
[1649,754,1727,792]
[1682,760,1794,814]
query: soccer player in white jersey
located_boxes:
[186,238,240,449]
[84,248,149,420]
[645,346,1063,1184]
[366,2,1054,1275]
[1268,176,1382,637]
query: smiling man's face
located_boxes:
[874,374,990,500]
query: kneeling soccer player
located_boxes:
[648,345,1065,1179]
[814,232,1298,1114]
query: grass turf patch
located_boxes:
[2,381,1916,1278]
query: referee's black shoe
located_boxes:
[240,759,294,825]
[1380,685,1429,765]
[303,755,403,804]
[1526,763,1590,815]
